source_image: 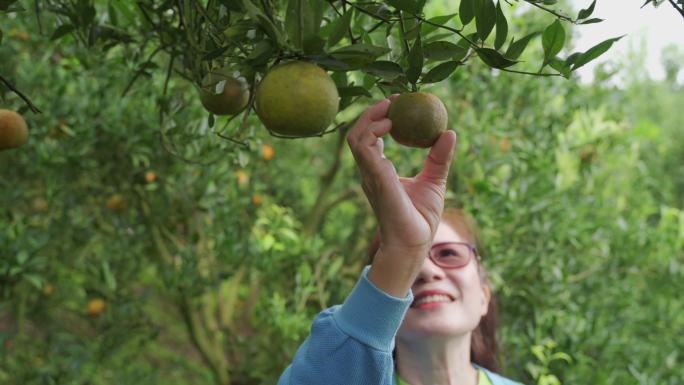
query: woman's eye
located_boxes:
[440,248,459,257]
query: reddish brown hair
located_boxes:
[366,207,500,373]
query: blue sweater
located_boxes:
[277,265,524,385]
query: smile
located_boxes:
[411,294,455,309]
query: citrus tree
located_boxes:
[4,1,683,385]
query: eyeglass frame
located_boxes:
[428,242,480,269]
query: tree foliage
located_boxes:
[1,1,683,385]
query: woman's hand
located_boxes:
[347,97,457,256]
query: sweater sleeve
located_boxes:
[277,265,414,385]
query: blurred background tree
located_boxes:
[1,1,683,385]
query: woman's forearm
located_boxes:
[367,248,426,298]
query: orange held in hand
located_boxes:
[387,92,448,148]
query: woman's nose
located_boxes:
[414,256,446,284]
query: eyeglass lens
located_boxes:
[429,243,472,267]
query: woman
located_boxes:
[277,97,523,385]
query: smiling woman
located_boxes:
[276,98,522,385]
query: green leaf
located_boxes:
[363,60,405,80]
[549,57,571,78]
[285,0,306,49]
[494,1,508,50]
[542,20,565,65]
[332,44,391,58]
[0,29,3,44]
[571,36,623,70]
[246,40,275,65]
[565,52,581,66]
[476,48,517,69]
[423,41,468,61]
[203,46,230,61]
[387,0,426,14]
[240,0,285,46]
[25,274,43,290]
[102,261,117,291]
[16,251,28,265]
[330,44,391,70]
[422,61,461,83]
[337,86,372,97]
[578,0,596,19]
[476,0,496,42]
[460,0,475,25]
[505,32,538,60]
[422,13,457,35]
[327,9,353,47]
[0,0,18,11]
[51,24,76,40]
[407,36,423,84]
[580,18,603,24]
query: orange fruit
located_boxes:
[388,92,448,148]
[235,170,249,186]
[261,144,275,161]
[145,171,157,183]
[0,109,29,150]
[42,284,55,297]
[251,195,263,206]
[499,138,511,153]
[32,197,49,213]
[255,61,339,136]
[199,68,250,115]
[106,194,127,212]
[86,298,106,316]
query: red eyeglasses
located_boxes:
[428,242,479,269]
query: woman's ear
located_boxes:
[480,284,491,316]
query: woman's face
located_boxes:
[397,222,491,339]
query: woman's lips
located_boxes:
[412,301,451,310]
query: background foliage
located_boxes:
[1,1,684,385]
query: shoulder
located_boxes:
[478,366,525,385]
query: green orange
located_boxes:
[255,61,339,136]
[388,92,448,148]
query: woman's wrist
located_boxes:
[367,247,427,298]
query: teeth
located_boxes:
[413,294,453,307]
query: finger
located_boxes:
[359,98,391,124]
[361,119,392,147]
[416,130,457,183]
[388,93,400,102]
[348,98,391,146]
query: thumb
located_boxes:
[416,130,457,183]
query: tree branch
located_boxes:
[523,0,575,23]
[0,75,41,113]
[667,0,684,20]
